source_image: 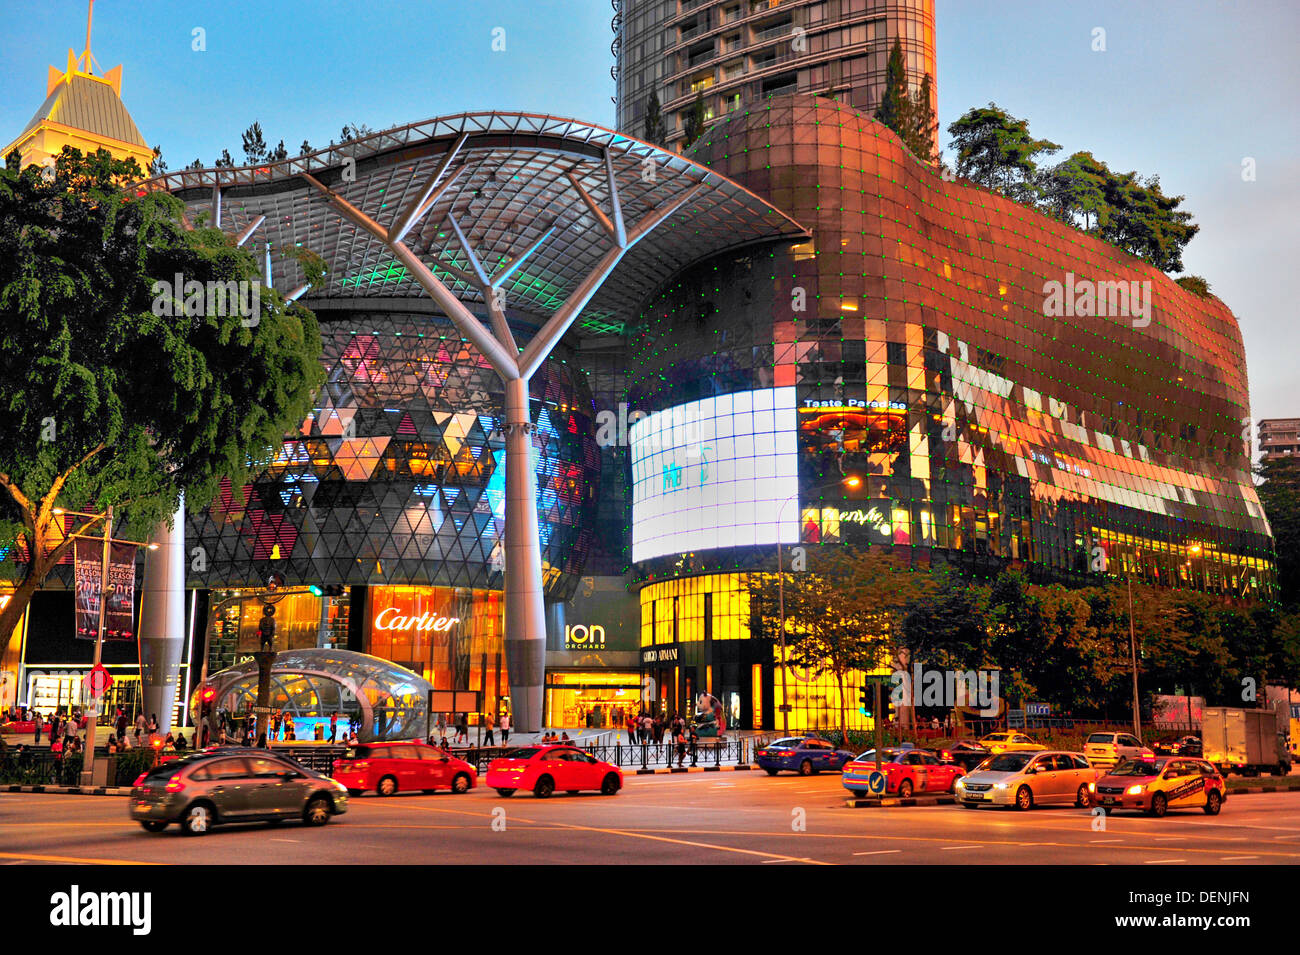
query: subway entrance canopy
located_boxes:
[136,111,808,733]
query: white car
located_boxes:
[956,750,1099,811]
[1084,732,1154,769]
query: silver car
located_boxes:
[130,749,349,835]
[955,750,1099,810]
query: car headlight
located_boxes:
[1088,782,1096,792]
[955,778,965,789]
[1126,784,1145,795]
[993,782,1008,790]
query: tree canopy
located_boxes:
[0,146,324,641]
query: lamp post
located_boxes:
[57,506,158,787]
[773,475,861,735]
[1126,547,1142,740]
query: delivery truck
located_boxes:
[1201,706,1291,777]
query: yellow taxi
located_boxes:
[1090,757,1226,816]
[979,731,1047,755]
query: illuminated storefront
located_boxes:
[543,575,641,728]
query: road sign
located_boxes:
[1026,702,1051,717]
[82,664,113,698]
[866,771,886,795]
[251,705,273,715]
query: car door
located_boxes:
[1027,754,1061,801]
[915,752,942,791]
[246,755,311,817]
[196,756,255,818]
[1165,760,1205,808]
[1117,735,1143,762]
[537,749,567,788]
[416,744,449,789]
[903,751,928,790]
[923,752,956,791]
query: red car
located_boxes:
[332,741,477,796]
[485,745,622,798]
[841,747,965,798]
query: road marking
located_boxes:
[1142,858,1185,864]
[1091,838,1123,843]
[1220,855,1258,861]
[270,838,300,843]
[941,845,981,850]
[853,849,901,856]
[1153,836,1186,840]
[0,850,159,865]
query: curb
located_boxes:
[1225,784,1300,795]
[844,794,958,808]
[2,784,131,797]
[634,764,755,776]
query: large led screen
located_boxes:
[630,388,799,562]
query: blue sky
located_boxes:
[1,0,1295,425]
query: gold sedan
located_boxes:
[979,731,1047,755]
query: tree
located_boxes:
[946,104,1059,203]
[149,145,167,177]
[752,547,934,739]
[1036,151,1109,230]
[901,568,988,670]
[271,140,288,162]
[241,122,268,164]
[1258,457,1300,609]
[339,123,374,143]
[299,140,312,156]
[0,146,325,644]
[1096,171,1198,273]
[874,39,913,147]
[681,92,707,149]
[907,73,935,161]
[1174,275,1213,298]
[215,148,234,168]
[642,89,666,146]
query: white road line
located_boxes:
[941,845,981,850]
[1142,858,1185,864]
[1220,855,1258,861]
[1153,836,1186,840]
[1090,838,1123,843]
[269,838,300,843]
[853,849,902,856]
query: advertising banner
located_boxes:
[74,538,137,640]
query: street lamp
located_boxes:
[773,475,860,735]
[58,506,159,787]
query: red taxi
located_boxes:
[485,744,622,798]
[841,747,965,798]
[332,741,477,796]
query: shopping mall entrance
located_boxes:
[544,671,641,729]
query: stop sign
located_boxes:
[82,663,114,698]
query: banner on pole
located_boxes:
[74,538,137,640]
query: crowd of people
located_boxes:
[622,712,702,767]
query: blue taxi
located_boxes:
[755,737,855,776]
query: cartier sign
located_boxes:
[373,607,460,633]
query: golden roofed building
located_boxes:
[3,0,152,173]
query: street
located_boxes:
[3,771,1299,865]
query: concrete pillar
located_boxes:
[138,496,186,737]
[502,376,546,733]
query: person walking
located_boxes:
[33,711,42,745]
[483,714,495,746]
[329,712,338,744]
[499,712,510,746]
[675,726,687,767]
[115,708,127,741]
[688,726,699,766]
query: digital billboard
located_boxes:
[630,388,799,562]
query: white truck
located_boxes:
[1201,706,1291,777]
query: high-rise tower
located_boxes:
[614,0,936,150]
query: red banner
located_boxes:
[74,538,137,640]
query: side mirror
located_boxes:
[440,756,449,763]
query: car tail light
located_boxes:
[353,761,368,769]
[133,773,148,786]
[165,773,185,793]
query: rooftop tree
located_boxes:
[0,146,324,644]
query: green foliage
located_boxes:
[1257,457,1300,609]
[1096,171,1198,273]
[873,41,935,162]
[946,103,1060,203]
[682,92,707,149]
[1173,275,1212,298]
[0,146,324,638]
[241,121,268,165]
[1037,151,1109,229]
[643,89,666,146]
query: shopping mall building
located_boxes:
[0,2,1274,734]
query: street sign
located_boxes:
[777,704,793,713]
[866,771,886,795]
[862,673,893,685]
[251,705,273,715]
[1026,703,1051,717]
[82,664,113,698]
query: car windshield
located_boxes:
[343,746,372,760]
[982,734,1009,742]
[768,738,804,748]
[503,748,541,759]
[854,749,898,762]
[983,753,1034,773]
[1086,734,1113,744]
[1111,760,1165,776]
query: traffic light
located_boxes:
[200,686,216,718]
[860,684,872,718]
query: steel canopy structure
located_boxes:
[137,111,807,732]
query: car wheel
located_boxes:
[899,779,914,798]
[451,773,471,795]
[1015,785,1033,811]
[601,773,620,796]
[1075,784,1091,808]
[534,775,555,799]
[346,788,363,797]
[303,796,331,826]
[377,776,398,797]
[1150,793,1168,818]
[949,775,962,795]
[1204,790,1222,815]
[851,789,867,798]
[139,820,167,833]
[181,803,213,836]
[798,759,813,777]
[494,788,516,797]
[764,769,778,776]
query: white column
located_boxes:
[138,495,186,737]
[503,376,546,732]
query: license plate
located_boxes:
[1102,796,1116,805]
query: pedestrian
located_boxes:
[499,712,510,746]
[641,714,651,744]
[135,711,148,734]
[149,713,159,735]
[675,727,686,767]
[689,726,699,766]
[329,712,339,743]
[201,724,210,748]
[175,733,187,752]
[50,711,61,742]
[106,735,117,755]
[483,714,495,746]
[437,712,447,739]
[33,712,42,745]
[257,732,268,749]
